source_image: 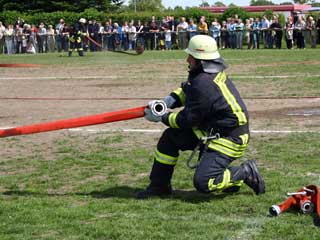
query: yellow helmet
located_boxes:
[185,35,220,60]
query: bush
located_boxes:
[221,7,249,21]
[0,7,219,26]
[0,8,310,27]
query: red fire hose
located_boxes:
[0,106,146,138]
[0,100,167,138]
[86,34,102,48]
[0,64,41,68]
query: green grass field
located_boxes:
[0,49,320,239]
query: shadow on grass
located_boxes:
[2,185,237,204]
[86,186,231,203]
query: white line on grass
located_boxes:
[232,75,320,79]
[0,126,318,134]
[0,74,320,81]
[68,128,320,134]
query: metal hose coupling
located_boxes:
[148,100,168,117]
[301,200,315,214]
[269,205,281,216]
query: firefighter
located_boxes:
[68,18,86,57]
[138,35,265,199]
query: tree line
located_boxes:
[1,0,319,14]
[0,0,124,12]
[201,0,320,7]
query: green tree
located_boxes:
[280,2,293,5]
[174,6,184,11]
[263,9,274,19]
[128,0,164,12]
[292,0,308,3]
[214,1,226,6]
[228,3,238,7]
[200,1,210,7]
[0,0,124,12]
[222,6,248,20]
[250,0,275,6]
[309,0,320,6]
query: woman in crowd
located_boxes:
[235,18,244,49]
[285,16,294,49]
[245,19,252,49]
[220,21,228,49]
[294,16,306,49]
[4,24,15,54]
[306,16,316,48]
[128,20,136,50]
[198,16,208,35]
[187,18,197,40]
[47,25,55,52]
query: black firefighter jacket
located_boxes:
[162,66,250,158]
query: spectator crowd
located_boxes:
[0,13,320,54]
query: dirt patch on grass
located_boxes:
[117,173,148,184]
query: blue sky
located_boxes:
[124,0,289,8]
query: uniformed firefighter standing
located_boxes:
[139,35,265,199]
[68,18,86,57]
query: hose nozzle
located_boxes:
[148,100,167,117]
[301,200,314,214]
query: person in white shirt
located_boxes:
[122,21,129,50]
[165,28,171,50]
[0,21,5,54]
[177,17,188,49]
[128,21,136,50]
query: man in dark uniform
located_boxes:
[270,16,283,49]
[88,19,100,52]
[139,35,265,199]
[68,18,86,57]
[149,16,159,50]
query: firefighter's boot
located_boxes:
[242,160,265,195]
[136,160,173,199]
[136,184,172,199]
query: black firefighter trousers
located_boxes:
[149,128,245,193]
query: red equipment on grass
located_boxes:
[0,64,41,68]
[269,185,320,219]
[0,100,167,138]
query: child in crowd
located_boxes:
[165,28,171,50]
